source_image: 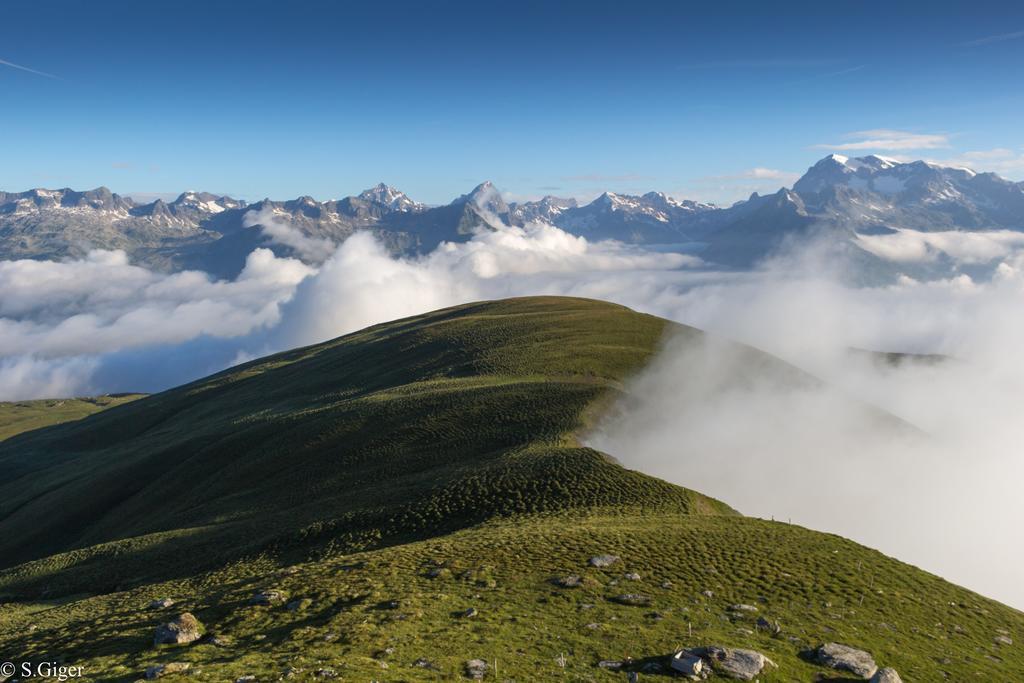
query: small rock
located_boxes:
[199,633,233,647]
[870,667,904,683]
[995,634,1013,646]
[588,554,619,568]
[145,662,190,679]
[153,612,203,646]
[701,590,714,598]
[235,677,256,683]
[813,642,878,678]
[464,659,488,680]
[660,580,673,589]
[459,607,478,618]
[729,603,758,613]
[286,598,312,611]
[315,668,337,678]
[413,658,439,670]
[610,593,651,607]
[670,651,703,676]
[755,616,782,635]
[624,572,641,581]
[148,598,175,610]
[597,660,623,670]
[554,575,584,588]
[249,590,285,606]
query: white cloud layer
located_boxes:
[856,228,1024,264]
[243,207,336,262]
[815,129,951,151]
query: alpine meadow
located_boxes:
[2,2,1024,682]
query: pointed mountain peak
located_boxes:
[357,183,422,212]
[466,181,496,197]
[454,181,508,215]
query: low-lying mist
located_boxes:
[587,330,1024,610]
[2,213,1023,608]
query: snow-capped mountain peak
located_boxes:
[357,183,423,212]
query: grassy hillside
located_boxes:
[0,296,1020,681]
[0,297,730,598]
[3,511,1022,681]
[0,394,144,442]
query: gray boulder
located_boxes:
[249,589,285,606]
[813,642,878,678]
[147,598,175,609]
[687,646,771,681]
[870,668,903,683]
[464,659,488,680]
[554,575,583,588]
[153,612,203,646]
[610,593,651,606]
[588,554,619,568]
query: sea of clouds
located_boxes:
[2,214,1024,608]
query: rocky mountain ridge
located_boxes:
[2,155,1022,277]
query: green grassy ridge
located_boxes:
[0,297,733,598]
[2,511,1021,681]
[0,394,144,442]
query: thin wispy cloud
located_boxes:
[814,129,951,152]
[745,168,797,181]
[678,58,841,70]
[959,29,1024,47]
[808,64,867,80]
[561,173,656,182]
[682,167,801,205]
[0,57,59,80]
[923,148,1024,177]
[711,167,800,182]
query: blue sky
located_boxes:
[2,0,1023,206]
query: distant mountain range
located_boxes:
[2,154,1022,278]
